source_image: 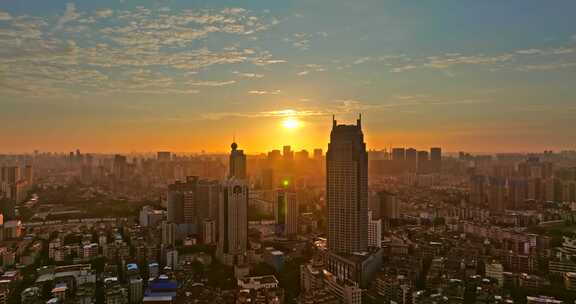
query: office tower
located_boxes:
[368,211,382,248]
[405,148,417,172]
[391,148,406,161]
[275,185,299,237]
[326,115,368,254]
[218,142,249,266]
[229,142,247,179]
[417,151,429,174]
[430,147,442,173]
[157,151,172,161]
[313,149,323,159]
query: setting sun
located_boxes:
[282,117,301,129]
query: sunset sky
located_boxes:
[1,0,575,154]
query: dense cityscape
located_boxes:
[0,115,575,304]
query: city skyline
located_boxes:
[2,1,576,303]
[1,0,576,153]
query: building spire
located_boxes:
[357,113,362,128]
[231,132,238,151]
[332,114,336,128]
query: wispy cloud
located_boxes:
[517,62,576,71]
[348,45,576,74]
[248,89,281,95]
[0,5,281,97]
[283,31,328,51]
[95,9,114,19]
[296,63,326,76]
[233,71,264,78]
[188,80,236,87]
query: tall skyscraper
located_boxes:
[326,115,368,254]
[218,142,249,266]
[324,116,382,290]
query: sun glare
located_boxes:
[282,117,301,129]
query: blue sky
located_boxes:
[1,0,575,153]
